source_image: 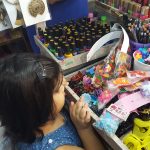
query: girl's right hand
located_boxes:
[69,97,91,131]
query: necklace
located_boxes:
[5,0,18,5]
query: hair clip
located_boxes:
[138,109,150,121]
[133,118,150,140]
[83,75,92,85]
[140,81,150,98]
[35,62,46,79]
[123,133,142,150]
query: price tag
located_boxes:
[107,104,130,121]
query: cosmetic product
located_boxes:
[70,42,77,56]
[57,46,64,60]
[64,44,73,58]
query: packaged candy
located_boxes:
[81,93,92,107]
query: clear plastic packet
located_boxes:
[81,93,98,107]
[98,88,120,110]
[114,51,131,77]
[93,110,122,135]
[107,77,144,89]
[124,81,142,92]
[140,81,150,98]
[127,70,150,79]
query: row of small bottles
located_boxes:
[38,16,110,60]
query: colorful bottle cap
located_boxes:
[101,16,107,21]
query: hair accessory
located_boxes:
[28,0,45,17]
[98,90,112,103]
[86,67,95,77]
[81,93,92,107]
[94,88,102,97]
[140,81,150,98]
[142,136,150,150]
[123,133,150,150]
[92,75,103,88]
[83,75,92,85]
[81,93,98,107]
[133,118,150,140]
[35,62,46,79]
[123,133,142,150]
[93,110,122,135]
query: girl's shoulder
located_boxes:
[17,109,82,150]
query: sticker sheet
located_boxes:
[18,0,51,27]
[3,0,24,28]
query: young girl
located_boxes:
[0,53,104,150]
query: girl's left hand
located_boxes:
[69,97,91,131]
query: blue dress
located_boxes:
[17,110,82,150]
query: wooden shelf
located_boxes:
[0,28,31,53]
[0,30,23,46]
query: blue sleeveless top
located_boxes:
[17,110,82,150]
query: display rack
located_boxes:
[65,62,129,150]
[95,1,150,23]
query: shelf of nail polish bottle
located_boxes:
[34,16,117,74]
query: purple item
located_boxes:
[140,81,150,98]
[83,75,92,85]
[130,40,150,54]
[94,88,102,97]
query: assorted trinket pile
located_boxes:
[68,42,150,149]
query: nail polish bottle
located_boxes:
[44,34,49,48]
[79,39,85,53]
[38,29,44,43]
[85,39,92,51]
[70,42,77,56]
[49,40,56,55]
[57,46,64,60]
[54,42,59,56]
[75,38,80,53]
[64,44,73,58]
[54,36,59,43]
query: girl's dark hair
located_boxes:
[0,53,62,143]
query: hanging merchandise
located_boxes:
[28,0,45,17]
[3,0,24,28]
[0,1,11,31]
[18,0,51,27]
